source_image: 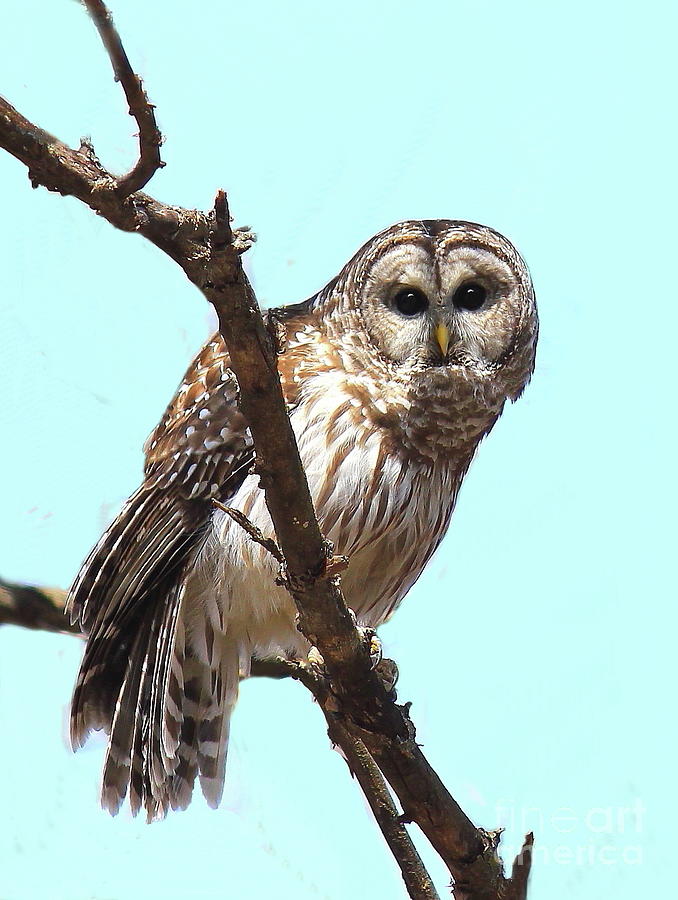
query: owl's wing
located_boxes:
[68,293,321,818]
[68,335,254,748]
[143,334,254,500]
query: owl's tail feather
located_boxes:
[100,593,163,816]
[69,484,198,747]
[196,637,242,809]
[99,582,242,820]
[68,484,241,819]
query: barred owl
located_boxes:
[68,219,538,820]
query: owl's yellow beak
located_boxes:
[434,322,450,358]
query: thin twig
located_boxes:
[329,717,440,900]
[0,578,79,636]
[84,0,163,196]
[213,498,349,580]
[213,499,285,563]
[212,188,232,247]
[504,833,534,900]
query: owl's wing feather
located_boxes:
[68,336,255,815]
[100,591,160,814]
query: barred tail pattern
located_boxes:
[99,589,241,820]
[67,482,242,820]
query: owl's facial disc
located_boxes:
[360,237,529,376]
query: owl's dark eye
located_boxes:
[453,282,486,311]
[393,287,429,317]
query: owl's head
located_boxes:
[324,220,538,403]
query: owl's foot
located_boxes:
[352,619,399,695]
[306,645,326,673]
[362,628,383,668]
[306,611,398,696]
[232,225,257,254]
[338,606,380,665]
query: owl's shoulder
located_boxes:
[143,335,250,487]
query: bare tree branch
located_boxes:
[504,834,534,900]
[213,499,285,564]
[85,0,163,195]
[0,4,533,898]
[0,581,332,683]
[0,578,79,636]
[329,717,441,900]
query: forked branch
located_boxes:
[86,0,163,195]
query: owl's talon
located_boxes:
[355,625,398,695]
[307,646,325,673]
[362,629,383,668]
[348,611,382,670]
[232,226,257,254]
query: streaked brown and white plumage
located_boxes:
[68,219,538,820]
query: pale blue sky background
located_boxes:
[0,1,675,897]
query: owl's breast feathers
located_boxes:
[277,307,506,462]
[201,309,505,634]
